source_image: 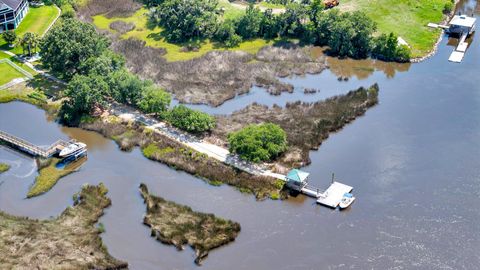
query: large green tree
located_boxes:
[151,0,219,43]
[236,4,263,39]
[326,11,376,58]
[40,19,109,79]
[167,105,216,133]
[138,86,172,116]
[2,30,16,46]
[228,123,287,163]
[59,74,108,124]
[19,32,39,56]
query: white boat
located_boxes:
[59,142,87,158]
[339,193,355,209]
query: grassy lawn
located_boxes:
[93,6,275,62]
[0,5,59,54]
[0,51,37,75]
[338,0,450,57]
[0,62,25,85]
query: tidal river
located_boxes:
[1,1,479,269]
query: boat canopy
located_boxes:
[286,169,310,183]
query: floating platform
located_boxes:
[449,51,465,62]
[316,182,353,208]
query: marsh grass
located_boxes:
[27,158,77,198]
[0,184,128,269]
[215,84,380,167]
[140,183,241,265]
[81,117,282,199]
[0,163,10,173]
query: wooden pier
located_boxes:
[0,130,70,158]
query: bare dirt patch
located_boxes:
[0,184,128,269]
[140,183,241,265]
[211,84,380,169]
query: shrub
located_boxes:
[443,1,454,14]
[2,30,16,45]
[227,123,287,163]
[372,32,411,62]
[137,86,171,116]
[167,105,216,133]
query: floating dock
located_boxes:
[429,15,476,63]
[285,169,355,209]
[0,130,71,158]
[315,182,353,208]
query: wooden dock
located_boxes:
[0,130,70,158]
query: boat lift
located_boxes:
[285,170,355,209]
[429,14,477,63]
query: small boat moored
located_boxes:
[339,192,355,209]
[59,142,87,159]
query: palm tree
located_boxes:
[19,32,39,57]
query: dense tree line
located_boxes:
[41,19,214,133]
[147,0,410,61]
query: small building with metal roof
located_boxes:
[285,169,310,191]
[448,15,476,35]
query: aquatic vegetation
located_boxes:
[140,183,241,265]
[214,84,380,168]
[27,158,79,198]
[82,119,282,199]
[0,162,10,173]
[0,184,128,269]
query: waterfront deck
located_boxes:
[0,130,70,158]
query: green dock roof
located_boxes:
[286,169,310,183]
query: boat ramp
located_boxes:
[285,169,354,209]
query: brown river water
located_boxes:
[1,1,479,269]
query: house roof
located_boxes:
[0,0,22,11]
[450,15,477,28]
[286,169,310,183]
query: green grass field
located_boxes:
[338,0,450,57]
[0,62,25,85]
[0,51,37,74]
[0,5,59,54]
[92,4,276,62]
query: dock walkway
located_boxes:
[0,130,70,158]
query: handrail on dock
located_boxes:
[0,130,70,158]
